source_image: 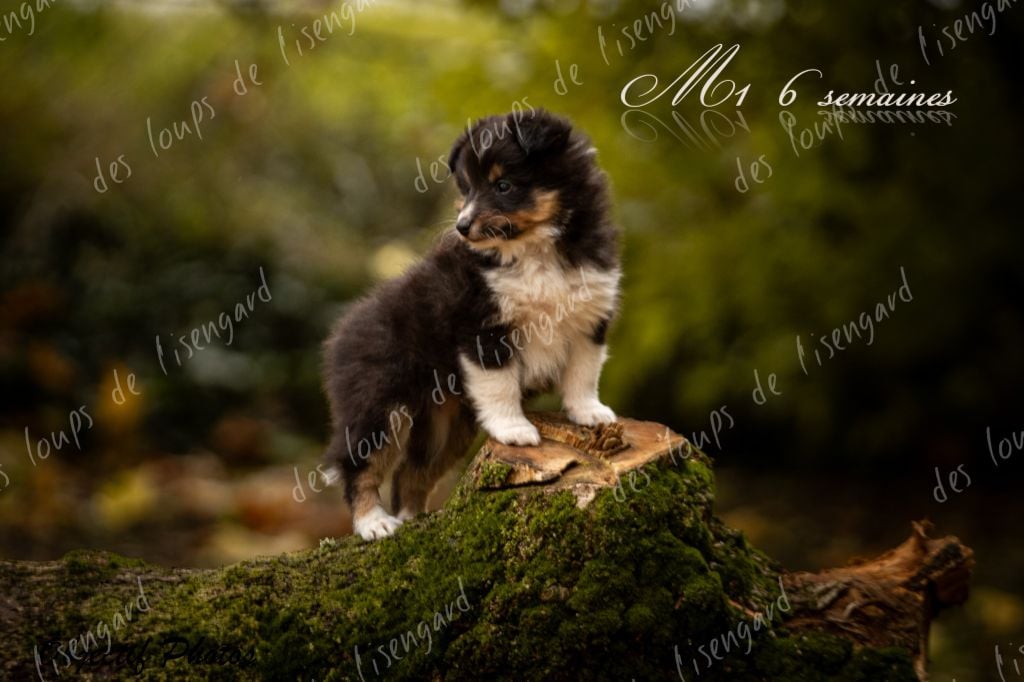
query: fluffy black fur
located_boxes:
[322,109,619,527]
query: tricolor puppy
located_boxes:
[322,109,621,540]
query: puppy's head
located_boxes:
[447,109,599,251]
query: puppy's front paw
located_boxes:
[353,506,403,541]
[567,401,616,427]
[489,419,542,446]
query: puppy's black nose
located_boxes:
[456,218,472,236]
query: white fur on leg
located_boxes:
[353,505,403,540]
[561,340,616,426]
[396,508,416,522]
[459,355,541,446]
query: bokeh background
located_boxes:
[1,0,1021,678]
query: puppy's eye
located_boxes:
[495,180,513,194]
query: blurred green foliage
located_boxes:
[3,0,1021,473]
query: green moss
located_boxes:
[752,633,917,682]
[755,633,852,681]
[1,450,922,681]
[61,549,149,578]
[837,646,918,681]
[477,460,513,488]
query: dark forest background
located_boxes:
[1,0,1022,678]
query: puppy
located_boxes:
[321,109,621,540]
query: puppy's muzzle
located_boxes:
[456,201,478,238]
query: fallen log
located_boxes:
[0,413,973,681]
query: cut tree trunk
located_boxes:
[0,413,973,681]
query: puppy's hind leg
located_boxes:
[391,423,432,522]
[344,416,411,541]
[392,401,475,520]
[349,473,402,541]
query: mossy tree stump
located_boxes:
[0,414,972,681]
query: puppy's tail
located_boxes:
[320,465,342,487]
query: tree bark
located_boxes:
[0,414,973,681]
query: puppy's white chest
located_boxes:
[484,245,619,387]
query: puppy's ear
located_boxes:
[512,110,571,156]
[447,129,469,178]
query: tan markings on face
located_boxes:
[507,190,560,233]
[454,197,465,211]
[488,164,504,183]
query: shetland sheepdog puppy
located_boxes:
[322,109,621,540]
